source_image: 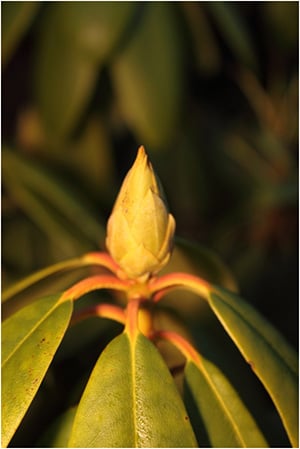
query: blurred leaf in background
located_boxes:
[111,2,184,149]
[34,2,136,141]
[2,1,39,67]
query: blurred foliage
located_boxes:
[2,2,298,445]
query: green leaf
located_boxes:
[154,274,297,446]
[2,257,87,303]
[184,357,268,447]
[35,2,135,139]
[68,118,117,199]
[2,2,39,66]
[207,2,257,70]
[3,175,87,258]
[111,3,184,148]
[181,3,221,75]
[208,287,298,447]
[2,149,105,248]
[2,294,73,447]
[69,331,197,447]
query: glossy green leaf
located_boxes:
[2,294,73,447]
[208,287,298,447]
[111,3,184,148]
[69,331,197,447]
[184,357,268,447]
[2,2,39,66]
[35,2,135,139]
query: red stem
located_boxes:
[149,272,211,302]
[152,329,202,366]
[82,252,121,275]
[60,274,130,302]
[72,303,126,325]
[125,298,142,339]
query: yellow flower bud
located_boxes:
[106,146,175,281]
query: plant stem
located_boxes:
[60,275,130,302]
[71,303,126,325]
[152,329,201,366]
[149,272,211,303]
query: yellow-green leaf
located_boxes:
[2,294,73,447]
[2,258,88,303]
[155,274,298,446]
[184,357,268,447]
[209,287,298,447]
[69,332,197,447]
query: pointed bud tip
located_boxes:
[138,145,146,156]
[106,146,175,280]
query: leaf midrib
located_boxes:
[194,360,247,447]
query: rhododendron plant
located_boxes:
[2,147,298,448]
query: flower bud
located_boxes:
[106,146,175,280]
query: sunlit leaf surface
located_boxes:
[208,287,298,447]
[2,295,73,447]
[69,331,197,447]
[184,357,268,447]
